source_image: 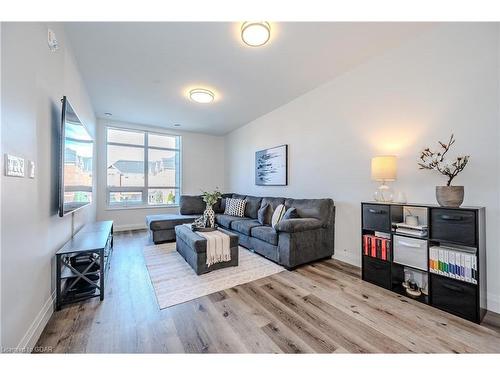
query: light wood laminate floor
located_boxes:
[36,230,500,353]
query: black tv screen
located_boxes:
[59,96,94,217]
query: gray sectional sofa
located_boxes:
[146,193,335,269]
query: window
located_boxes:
[106,127,181,207]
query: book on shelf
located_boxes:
[429,245,477,284]
[362,234,391,261]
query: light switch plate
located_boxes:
[5,154,25,177]
[28,160,36,179]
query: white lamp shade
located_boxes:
[371,156,397,181]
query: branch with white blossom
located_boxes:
[418,134,469,186]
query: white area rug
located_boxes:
[143,242,284,309]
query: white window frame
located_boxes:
[106,126,182,209]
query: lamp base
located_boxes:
[374,183,394,202]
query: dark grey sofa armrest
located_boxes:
[276,218,323,233]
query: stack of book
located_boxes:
[362,234,391,261]
[429,246,477,284]
[394,222,428,237]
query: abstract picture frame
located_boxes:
[255,144,288,186]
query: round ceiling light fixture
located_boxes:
[241,21,271,47]
[189,88,215,104]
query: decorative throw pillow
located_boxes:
[283,207,299,220]
[257,203,270,225]
[271,204,286,229]
[224,198,246,217]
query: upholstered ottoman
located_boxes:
[175,225,239,275]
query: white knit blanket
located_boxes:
[184,225,231,267]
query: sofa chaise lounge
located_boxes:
[146,194,335,269]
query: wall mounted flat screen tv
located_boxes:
[59,96,94,217]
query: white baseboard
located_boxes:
[487,291,500,314]
[333,249,360,267]
[17,291,55,353]
[114,223,147,232]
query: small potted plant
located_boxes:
[201,189,222,228]
[418,134,470,207]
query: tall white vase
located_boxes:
[204,204,215,228]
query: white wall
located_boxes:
[1,23,96,350]
[225,23,500,313]
[96,119,225,230]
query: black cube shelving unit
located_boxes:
[361,202,486,323]
[56,221,113,310]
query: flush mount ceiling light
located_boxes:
[189,88,215,104]
[241,22,271,47]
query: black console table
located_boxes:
[361,202,486,323]
[56,221,113,310]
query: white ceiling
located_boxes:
[64,22,433,135]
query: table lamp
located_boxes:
[371,156,397,202]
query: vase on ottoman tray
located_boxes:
[204,204,215,228]
[201,189,222,228]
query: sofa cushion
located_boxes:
[224,198,246,217]
[284,198,333,226]
[179,195,205,215]
[232,193,247,200]
[271,204,286,229]
[257,203,271,225]
[214,193,233,214]
[146,214,198,231]
[251,225,278,246]
[244,195,262,219]
[260,197,285,224]
[216,214,246,228]
[283,207,299,220]
[230,219,261,236]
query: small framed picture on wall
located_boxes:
[255,144,288,186]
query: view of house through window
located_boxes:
[106,127,181,207]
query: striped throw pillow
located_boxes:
[224,198,246,217]
[271,204,286,229]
